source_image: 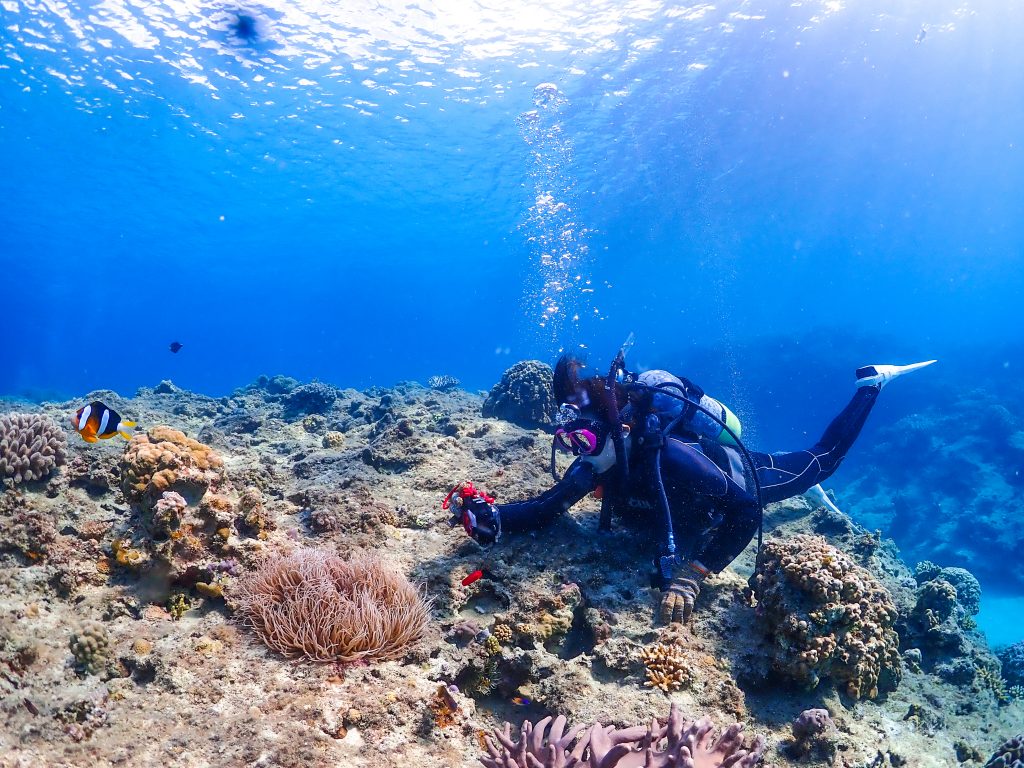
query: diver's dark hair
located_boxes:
[553,353,622,420]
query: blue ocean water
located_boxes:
[2,2,1022,643]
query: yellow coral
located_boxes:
[640,643,691,693]
[752,534,901,700]
[121,427,223,510]
[492,624,513,644]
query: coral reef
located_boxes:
[70,621,110,676]
[231,547,431,662]
[283,381,339,417]
[121,426,225,512]
[0,412,67,485]
[427,375,460,391]
[842,390,1024,589]
[999,641,1024,687]
[482,360,556,428]
[480,703,765,768]
[640,643,691,693]
[1,381,1021,768]
[749,534,902,699]
[901,563,994,674]
[791,708,832,741]
[914,561,981,615]
[786,709,835,760]
[985,734,1024,768]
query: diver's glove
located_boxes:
[658,561,709,624]
[444,482,501,545]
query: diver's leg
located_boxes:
[754,385,880,504]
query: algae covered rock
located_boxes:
[482,360,556,428]
[750,534,902,699]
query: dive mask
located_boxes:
[554,419,608,456]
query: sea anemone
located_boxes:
[232,547,430,662]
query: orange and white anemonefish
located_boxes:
[71,401,136,443]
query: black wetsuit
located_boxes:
[497,385,880,573]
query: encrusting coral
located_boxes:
[231,547,431,662]
[482,360,556,428]
[749,534,901,699]
[0,412,67,485]
[480,703,765,768]
[70,620,110,676]
[121,426,224,512]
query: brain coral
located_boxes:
[232,547,431,662]
[0,413,68,485]
[482,360,556,428]
[481,703,764,768]
[121,426,224,511]
[750,534,902,700]
[985,734,1023,768]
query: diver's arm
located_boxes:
[497,460,597,533]
[661,437,749,501]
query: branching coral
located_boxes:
[482,360,556,428]
[480,703,765,768]
[427,375,461,391]
[749,534,901,699]
[0,413,67,485]
[640,643,691,693]
[232,547,431,662]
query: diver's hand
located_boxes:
[444,487,499,548]
[659,577,701,624]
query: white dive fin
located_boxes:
[806,484,842,515]
[855,359,937,389]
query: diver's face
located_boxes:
[580,424,629,474]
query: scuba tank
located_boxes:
[634,370,742,447]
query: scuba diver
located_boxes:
[446,337,936,625]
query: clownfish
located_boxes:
[71,401,136,443]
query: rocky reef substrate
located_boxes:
[0,374,1021,767]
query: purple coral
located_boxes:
[985,734,1023,768]
[792,708,832,740]
[480,703,764,768]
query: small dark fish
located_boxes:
[232,13,258,41]
[23,698,39,716]
[169,341,183,353]
[915,26,927,44]
[71,401,136,443]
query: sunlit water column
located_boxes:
[517,82,594,350]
